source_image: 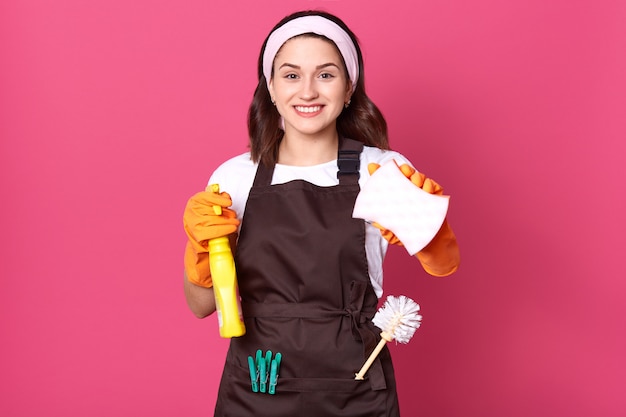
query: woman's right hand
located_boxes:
[183,188,240,288]
[183,189,240,251]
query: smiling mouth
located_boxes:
[294,105,322,113]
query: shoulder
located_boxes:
[209,152,257,185]
[208,152,257,207]
[211,152,256,177]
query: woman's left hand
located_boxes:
[366,162,443,246]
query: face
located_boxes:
[269,36,352,140]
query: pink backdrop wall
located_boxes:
[1,1,624,416]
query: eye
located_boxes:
[285,73,299,79]
[319,72,335,79]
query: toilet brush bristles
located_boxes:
[373,295,422,344]
[355,295,422,380]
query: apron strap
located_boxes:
[346,280,388,391]
[337,138,363,185]
[252,161,275,187]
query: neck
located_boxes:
[278,130,339,166]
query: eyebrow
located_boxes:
[278,62,341,71]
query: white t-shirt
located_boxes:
[208,145,413,298]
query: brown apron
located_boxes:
[214,139,400,417]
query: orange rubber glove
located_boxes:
[183,188,240,287]
[367,162,460,276]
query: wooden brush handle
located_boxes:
[354,332,392,380]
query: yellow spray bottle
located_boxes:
[208,184,246,338]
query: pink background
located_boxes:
[1,0,624,416]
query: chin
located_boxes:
[286,121,338,137]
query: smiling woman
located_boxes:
[181,9,460,417]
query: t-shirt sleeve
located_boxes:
[206,153,256,223]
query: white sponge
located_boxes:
[353,160,449,255]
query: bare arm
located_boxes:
[184,271,217,318]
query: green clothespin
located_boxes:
[259,350,275,393]
[247,356,258,393]
[251,349,263,393]
[264,350,273,372]
[268,352,281,395]
[255,349,262,368]
[273,352,282,371]
[259,354,267,393]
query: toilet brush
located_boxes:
[355,295,422,380]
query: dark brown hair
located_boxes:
[247,10,389,165]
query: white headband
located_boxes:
[262,15,359,93]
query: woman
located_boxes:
[183,10,460,416]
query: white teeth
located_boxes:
[295,106,321,113]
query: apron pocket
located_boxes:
[219,361,388,417]
[278,376,366,392]
[226,359,370,393]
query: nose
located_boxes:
[299,76,319,100]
